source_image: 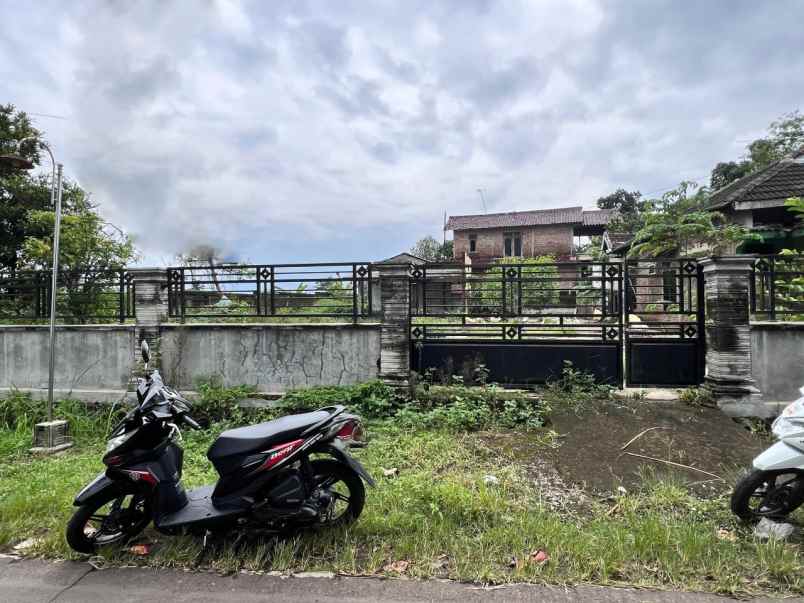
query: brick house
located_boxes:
[445,206,614,262]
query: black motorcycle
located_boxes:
[66,342,374,554]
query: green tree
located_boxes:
[710,160,753,190]
[710,110,804,189]
[410,236,452,261]
[0,105,44,274]
[0,105,136,322]
[628,182,752,257]
[596,188,645,232]
[472,256,559,314]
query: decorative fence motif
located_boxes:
[408,260,623,342]
[166,263,373,322]
[751,254,804,321]
[0,269,134,324]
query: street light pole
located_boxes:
[47,162,64,425]
[0,138,70,450]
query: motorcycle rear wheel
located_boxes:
[66,489,151,554]
[731,469,804,522]
[310,458,365,526]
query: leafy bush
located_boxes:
[279,381,400,418]
[543,361,612,408]
[279,381,547,431]
[192,377,260,425]
[678,386,716,407]
[400,385,547,430]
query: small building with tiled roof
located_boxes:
[445,206,615,261]
[707,148,804,252]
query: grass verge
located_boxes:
[0,386,801,596]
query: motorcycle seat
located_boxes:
[207,410,330,464]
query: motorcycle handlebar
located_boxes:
[182,414,202,430]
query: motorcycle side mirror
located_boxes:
[141,340,150,364]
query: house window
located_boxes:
[469,235,477,253]
[504,232,522,257]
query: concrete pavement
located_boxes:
[0,555,796,602]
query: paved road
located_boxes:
[0,555,796,602]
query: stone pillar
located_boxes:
[700,256,761,410]
[377,264,410,387]
[130,268,169,370]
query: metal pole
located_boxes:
[47,163,63,423]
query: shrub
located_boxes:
[678,386,716,407]
[192,377,260,425]
[543,360,613,408]
[279,381,400,418]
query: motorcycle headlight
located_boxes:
[106,429,137,453]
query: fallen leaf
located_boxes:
[129,543,153,556]
[383,559,410,574]
[716,528,737,542]
[530,549,549,564]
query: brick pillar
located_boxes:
[377,264,410,387]
[700,257,761,409]
[130,268,169,370]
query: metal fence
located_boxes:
[408,260,623,342]
[166,263,374,322]
[751,254,804,321]
[0,269,134,324]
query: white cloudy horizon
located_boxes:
[2,0,802,265]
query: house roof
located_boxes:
[446,206,615,231]
[707,148,804,210]
[378,252,427,265]
[581,209,616,226]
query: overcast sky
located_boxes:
[1,0,802,265]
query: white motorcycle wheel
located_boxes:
[731,469,804,522]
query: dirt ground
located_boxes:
[541,399,768,495]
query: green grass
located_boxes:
[0,413,802,596]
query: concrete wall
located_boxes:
[0,325,135,400]
[751,322,804,404]
[159,323,381,392]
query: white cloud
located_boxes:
[1,0,801,265]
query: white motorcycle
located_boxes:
[732,386,804,521]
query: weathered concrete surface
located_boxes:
[1,557,789,603]
[0,325,134,395]
[160,323,381,392]
[752,322,804,405]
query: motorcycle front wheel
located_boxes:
[731,469,804,522]
[66,489,151,554]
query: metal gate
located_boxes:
[408,260,624,386]
[623,259,705,387]
[408,258,705,388]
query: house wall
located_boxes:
[453,225,574,259]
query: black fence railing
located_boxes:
[623,258,704,339]
[166,263,374,322]
[0,269,134,324]
[408,260,623,342]
[751,254,804,321]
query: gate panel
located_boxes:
[624,259,705,387]
[409,260,623,387]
